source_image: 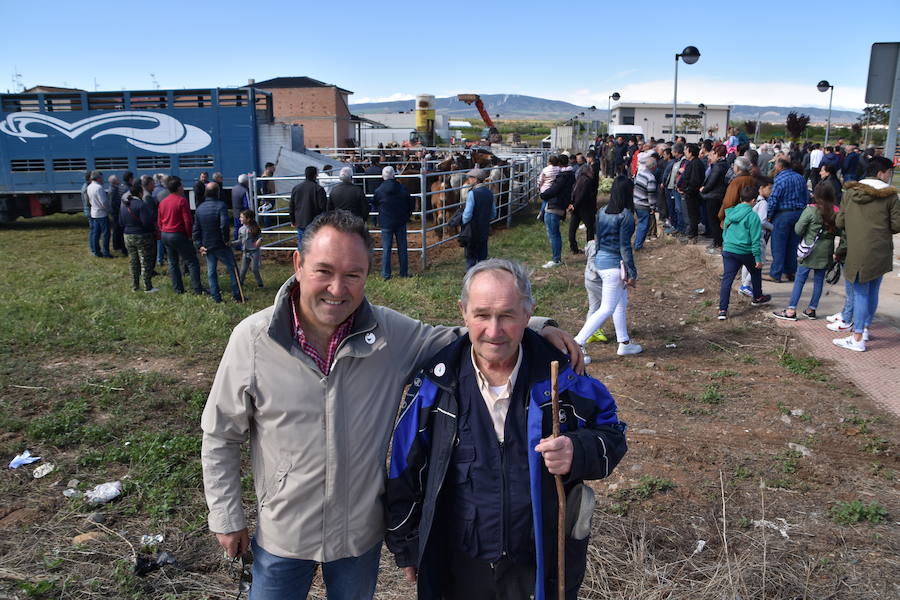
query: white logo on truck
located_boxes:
[0,111,212,154]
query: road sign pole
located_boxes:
[886,50,900,165]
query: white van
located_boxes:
[610,125,644,139]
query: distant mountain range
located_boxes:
[350,94,862,124]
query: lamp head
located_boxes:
[680,46,700,64]
[817,80,832,92]
[611,92,621,101]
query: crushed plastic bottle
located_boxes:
[33,463,55,478]
[63,488,83,499]
[140,534,164,546]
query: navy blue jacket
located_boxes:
[118,195,156,236]
[192,198,230,250]
[385,330,627,600]
[373,179,414,228]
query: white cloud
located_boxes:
[545,77,866,112]
[350,92,416,104]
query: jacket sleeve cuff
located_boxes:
[207,507,247,535]
[562,432,586,483]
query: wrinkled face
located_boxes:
[460,270,531,367]
[294,227,369,334]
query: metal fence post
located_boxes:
[506,162,514,227]
[420,168,428,270]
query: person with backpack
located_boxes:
[771,183,839,321]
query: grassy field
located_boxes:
[1,211,898,599]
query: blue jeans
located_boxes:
[720,251,761,311]
[851,276,882,334]
[769,209,802,280]
[90,216,111,257]
[668,190,682,230]
[249,539,381,600]
[296,227,305,251]
[381,224,408,278]
[841,276,855,322]
[634,208,651,250]
[543,212,562,263]
[88,217,98,254]
[160,232,202,294]
[788,265,825,310]
[204,247,240,302]
[156,240,167,265]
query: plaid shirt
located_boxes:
[766,169,809,221]
[290,288,354,375]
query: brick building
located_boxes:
[253,76,355,148]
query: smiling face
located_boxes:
[293,226,369,337]
[460,270,532,369]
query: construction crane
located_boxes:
[457,94,502,144]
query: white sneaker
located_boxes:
[580,346,592,365]
[826,312,843,323]
[542,260,561,269]
[826,319,852,332]
[832,335,865,352]
[863,328,870,342]
[144,287,160,293]
[617,342,643,356]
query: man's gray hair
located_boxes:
[733,156,752,174]
[460,258,535,312]
[339,166,354,183]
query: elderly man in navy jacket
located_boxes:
[194,183,241,303]
[373,166,414,280]
[386,259,626,600]
[461,168,496,269]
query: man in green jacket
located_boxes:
[200,210,583,599]
[832,156,900,352]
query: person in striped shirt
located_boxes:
[632,156,658,250]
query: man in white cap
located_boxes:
[372,166,414,280]
[231,173,251,240]
[462,168,495,268]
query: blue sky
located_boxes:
[3,0,898,111]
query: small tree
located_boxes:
[850,123,862,144]
[785,111,810,141]
[743,120,758,136]
[681,115,702,135]
[858,104,889,126]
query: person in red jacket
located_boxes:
[158,175,203,295]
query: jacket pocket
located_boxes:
[449,445,475,484]
[259,454,292,508]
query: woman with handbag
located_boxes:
[573,171,642,362]
[772,183,838,320]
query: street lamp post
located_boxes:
[672,46,700,142]
[608,92,620,135]
[817,80,834,145]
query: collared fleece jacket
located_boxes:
[201,276,554,562]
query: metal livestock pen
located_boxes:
[249,147,549,268]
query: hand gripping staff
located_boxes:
[550,360,565,600]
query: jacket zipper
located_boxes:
[499,439,509,559]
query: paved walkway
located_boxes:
[686,236,900,418]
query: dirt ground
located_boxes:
[0,218,898,599]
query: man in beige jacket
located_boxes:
[201,210,582,599]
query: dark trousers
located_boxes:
[567,206,596,252]
[465,234,489,269]
[161,232,202,294]
[770,209,803,280]
[381,224,408,278]
[704,196,724,246]
[720,251,762,311]
[111,211,126,254]
[683,192,701,238]
[443,547,535,600]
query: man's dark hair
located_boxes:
[702,140,713,152]
[775,157,792,172]
[548,155,559,167]
[130,183,143,197]
[813,143,821,149]
[265,162,275,169]
[304,166,318,181]
[84,171,93,183]
[825,146,833,153]
[739,184,759,203]
[140,174,154,188]
[558,154,569,167]
[821,164,837,176]
[371,155,381,166]
[300,209,375,271]
[685,143,700,157]
[866,156,894,178]
[756,175,774,187]
[123,171,134,184]
[166,175,182,194]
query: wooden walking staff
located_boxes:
[233,262,245,303]
[549,360,565,600]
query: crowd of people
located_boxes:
[534,130,899,358]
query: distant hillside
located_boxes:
[350,94,862,124]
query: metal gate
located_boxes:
[249,147,549,268]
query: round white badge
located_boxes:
[364,332,376,345]
[434,363,446,377]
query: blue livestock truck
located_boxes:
[0,87,275,223]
